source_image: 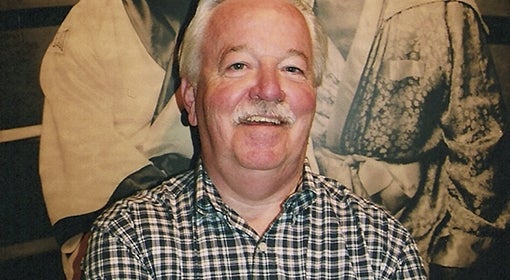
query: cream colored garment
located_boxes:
[314,147,420,214]
[310,0,383,176]
[39,0,193,226]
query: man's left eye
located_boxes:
[284,66,304,74]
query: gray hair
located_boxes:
[178,0,328,87]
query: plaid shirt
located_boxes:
[83,163,426,279]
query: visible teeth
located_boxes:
[245,116,281,125]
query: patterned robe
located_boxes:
[315,0,509,269]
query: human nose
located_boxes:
[249,67,285,102]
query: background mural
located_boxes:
[1,0,509,278]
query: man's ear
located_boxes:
[179,78,198,126]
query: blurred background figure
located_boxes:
[38,0,197,278]
[311,0,509,277]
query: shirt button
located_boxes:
[258,242,268,253]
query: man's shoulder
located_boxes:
[312,173,417,263]
[93,170,196,229]
[312,172,410,237]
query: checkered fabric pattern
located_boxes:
[82,163,426,279]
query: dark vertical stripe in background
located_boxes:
[484,16,510,44]
[0,6,72,30]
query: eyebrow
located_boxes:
[219,45,310,66]
[218,44,248,66]
[286,48,310,65]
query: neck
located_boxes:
[204,161,303,236]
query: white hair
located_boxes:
[178,0,328,87]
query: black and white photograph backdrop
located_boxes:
[1,0,509,278]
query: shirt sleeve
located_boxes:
[393,236,428,279]
[82,214,153,279]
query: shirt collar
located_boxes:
[194,160,318,217]
[194,162,223,216]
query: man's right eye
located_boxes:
[229,63,246,71]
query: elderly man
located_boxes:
[82,0,426,278]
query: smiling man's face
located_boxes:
[183,0,316,174]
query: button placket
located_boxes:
[257,241,268,253]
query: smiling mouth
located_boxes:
[240,115,286,126]
[233,101,296,126]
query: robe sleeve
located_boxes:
[433,2,509,266]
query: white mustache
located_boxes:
[233,100,296,126]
